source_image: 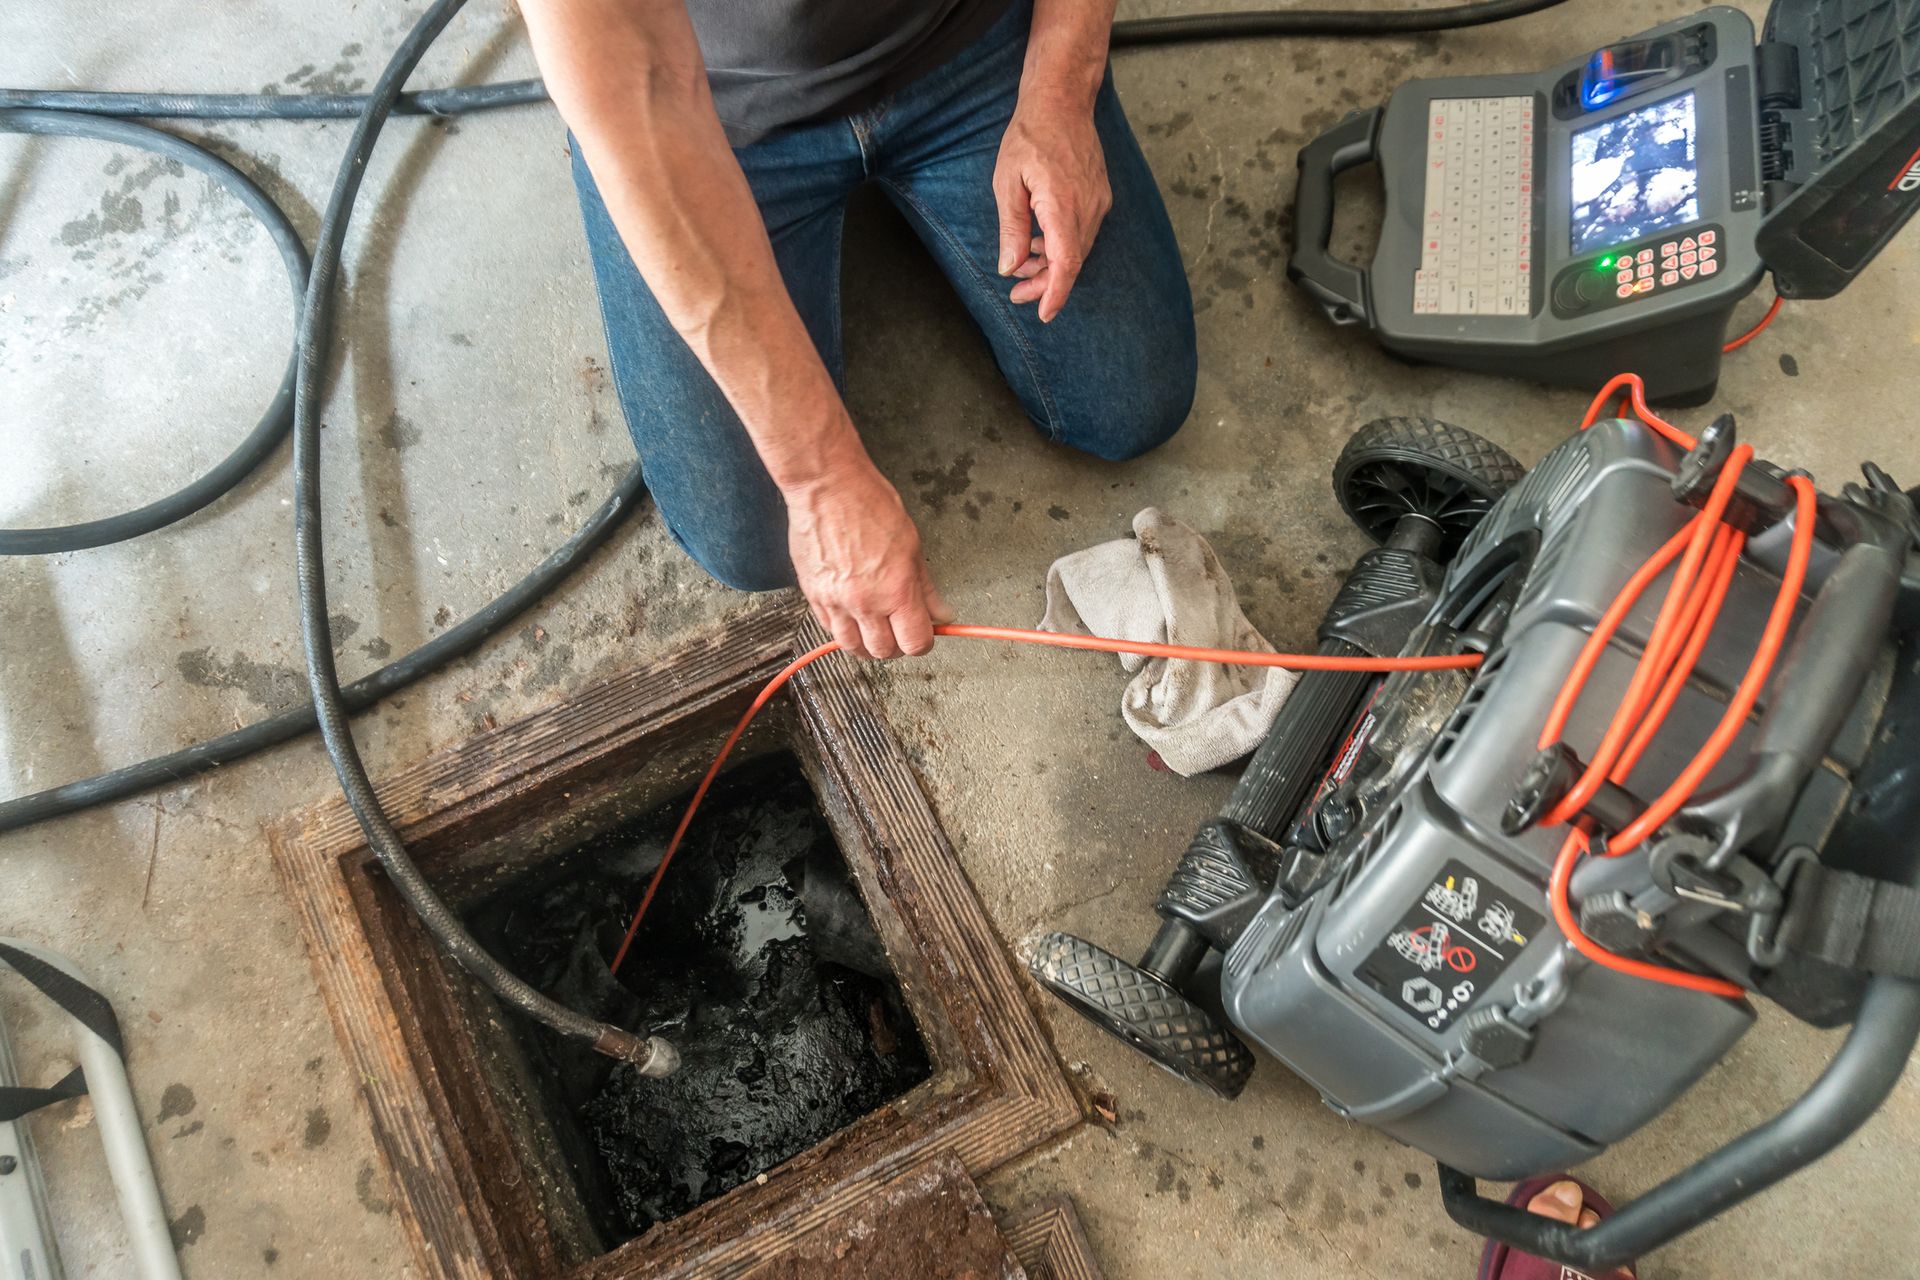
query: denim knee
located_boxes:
[1057,337,1197,463]
[668,518,797,593]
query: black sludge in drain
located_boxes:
[465,754,931,1241]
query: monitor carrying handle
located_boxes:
[1289,107,1382,327]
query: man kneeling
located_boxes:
[523,0,1197,658]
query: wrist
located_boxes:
[1016,72,1101,118]
[776,422,877,506]
[1018,0,1112,114]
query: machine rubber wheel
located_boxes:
[1333,417,1525,556]
[1030,931,1255,1100]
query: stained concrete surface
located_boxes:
[3,1,1917,1276]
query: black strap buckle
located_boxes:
[1651,841,1783,917]
[1748,846,1818,967]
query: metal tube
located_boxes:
[1,942,179,1280]
[0,1001,65,1280]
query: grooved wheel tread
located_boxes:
[1030,931,1255,1100]
[1333,416,1525,554]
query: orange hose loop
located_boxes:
[1537,379,1807,999]
[1539,446,1754,827]
[1549,827,1747,999]
[1579,373,1695,451]
[1609,475,1818,853]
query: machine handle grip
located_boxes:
[1683,521,1905,846]
[1438,974,1920,1272]
[1287,107,1383,327]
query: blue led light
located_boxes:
[1581,51,1626,110]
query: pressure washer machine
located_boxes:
[1032,413,1920,1271]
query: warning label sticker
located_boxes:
[1358,859,1544,1033]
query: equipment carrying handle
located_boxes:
[1438,974,1920,1272]
[1684,511,1907,855]
[1287,107,1382,327]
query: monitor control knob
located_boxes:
[1554,268,1614,313]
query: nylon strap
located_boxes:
[0,942,124,1123]
[1777,864,1920,980]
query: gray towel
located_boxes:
[1038,508,1297,776]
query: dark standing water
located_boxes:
[464,754,931,1244]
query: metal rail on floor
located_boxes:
[0,941,179,1280]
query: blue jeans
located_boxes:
[572,0,1198,590]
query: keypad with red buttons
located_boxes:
[1549,225,1726,318]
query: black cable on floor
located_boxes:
[0,110,307,556]
[0,80,549,120]
[285,0,673,1071]
[1110,0,1578,46]
[0,466,644,832]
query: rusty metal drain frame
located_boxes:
[270,604,1079,1279]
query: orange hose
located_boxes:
[1722,295,1784,354]
[1548,827,1746,999]
[927,624,1484,670]
[607,628,1484,974]
[1536,525,1693,752]
[1605,523,1740,768]
[1608,476,1817,853]
[1538,447,1753,827]
[1611,525,1744,783]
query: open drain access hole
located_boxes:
[464,752,931,1244]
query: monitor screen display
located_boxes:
[1569,91,1701,254]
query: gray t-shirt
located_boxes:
[688,0,1014,145]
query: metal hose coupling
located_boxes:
[595,1027,682,1076]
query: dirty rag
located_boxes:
[1038,507,1296,776]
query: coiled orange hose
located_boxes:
[1535,375,1819,999]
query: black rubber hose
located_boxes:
[0,80,548,120]
[287,0,673,1073]
[1,0,1580,123]
[0,467,644,833]
[0,109,308,556]
[1110,0,1578,46]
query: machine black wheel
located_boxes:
[1030,931,1255,1100]
[1333,417,1524,556]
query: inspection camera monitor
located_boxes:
[1289,1,1920,402]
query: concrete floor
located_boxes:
[4,1,1918,1276]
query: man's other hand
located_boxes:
[787,463,953,659]
[994,91,1111,324]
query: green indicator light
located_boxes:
[1598,257,1613,269]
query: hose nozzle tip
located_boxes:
[594,1028,680,1076]
[637,1036,681,1077]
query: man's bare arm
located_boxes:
[520,0,948,658]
